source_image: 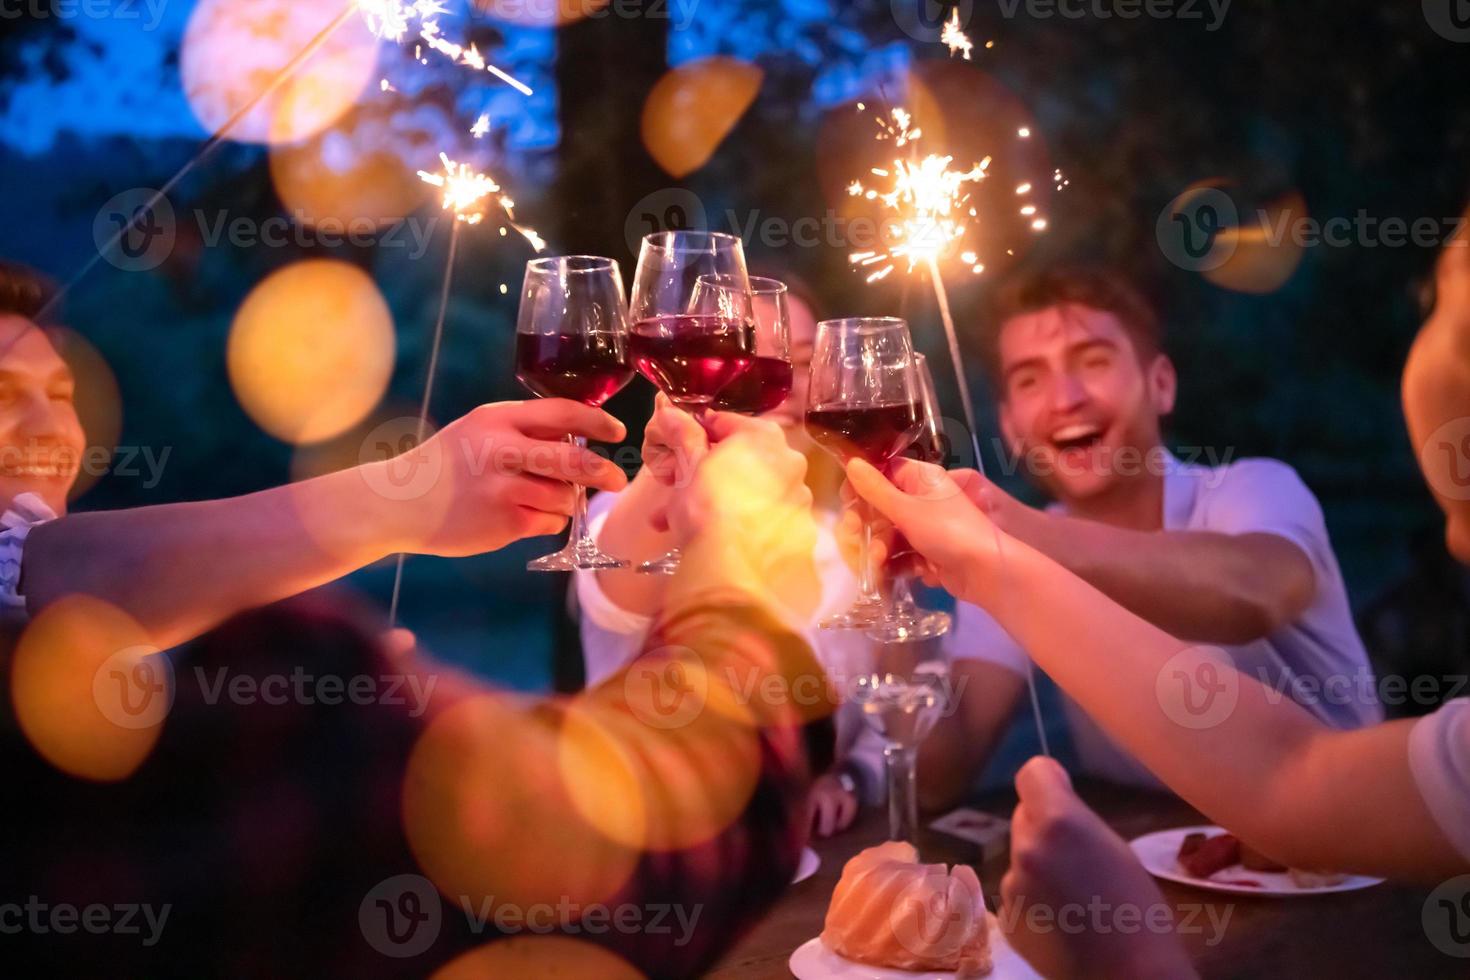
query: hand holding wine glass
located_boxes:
[514,255,635,571]
[627,230,757,573]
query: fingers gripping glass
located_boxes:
[628,231,757,574]
[804,317,922,630]
[514,255,635,572]
[865,353,952,644]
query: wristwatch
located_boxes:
[835,767,859,799]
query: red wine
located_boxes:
[712,356,793,415]
[903,426,949,465]
[804,403,923,465]
[628,315,754,407]
[515,332,633,407]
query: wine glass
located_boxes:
[804,317,922,629]
[866,353,953,643]
[852,637,953,844]
[695,275,793,416]
[514,255,635,572]
[627,230,756,573]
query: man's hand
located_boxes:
[839,458,1002,607]
[374,400,629,557]
[808,772,859,838]
[1001,758,1198,980]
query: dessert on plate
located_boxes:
[821,841,992,977]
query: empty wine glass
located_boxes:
[804,317,922,629]
[627,231,756,573]
[866,353,952,643]
[514,255,634,571]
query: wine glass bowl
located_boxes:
[698,275,794,416]
[515,255,633,572]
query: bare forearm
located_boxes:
[23,465,401,648]
[972,538,1458,878]
[1026,518,1313,643]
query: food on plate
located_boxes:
[1288,868,1348,889]
[822,841,992,977]
[1176,830,1341,887]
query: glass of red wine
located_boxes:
[694,275,793,416]
[804,316,923,629]
[514,255,635,572]
[627,230,756,573]
[866,353,952,643]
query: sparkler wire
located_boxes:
[925,256,1051,759]
[387,217,461,629]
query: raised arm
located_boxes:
[21,401,629,649]
[846,458,1464,880]
[979,473,1315,644]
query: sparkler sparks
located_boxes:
[417,153,546,251]
[359,0,533,96]
[942,8,974,60]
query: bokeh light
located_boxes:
[11,595,169,781]
[181,0,380,145]
[1203,190,1308,295]
[403,694,640,915]
[227,259,394,445]
[269,99,435,231]
[641,57,763,179]
[46,327,122,502]
[430,936,644,980]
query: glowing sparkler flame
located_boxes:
[846,106,1058,283]
[417,153,545,252]
[942,9,974,60]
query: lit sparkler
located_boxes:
[941,8,973,60]
[847,102,1058,756]
[389,152,544,626]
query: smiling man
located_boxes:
[920,267,1381,804]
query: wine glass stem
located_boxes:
[858,516,881,605]
[884,743,920,843]
[568,435,594,553]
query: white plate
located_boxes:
[790,918,1041,979]
[792,846,822,884]
[1129,825,1384,897]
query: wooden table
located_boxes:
[709,781,1460,978]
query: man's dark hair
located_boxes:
[0,261,56,321]
[984,266,1163,380]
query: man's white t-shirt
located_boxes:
[944,454,1385,787]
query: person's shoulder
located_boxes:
[1190,455,1317,501]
